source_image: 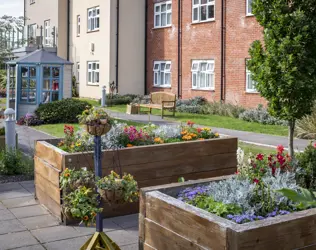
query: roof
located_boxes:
[7,48,73,65]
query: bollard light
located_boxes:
[101,86,107,107]
[4,108,16,150]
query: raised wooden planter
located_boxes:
[34,137,237,224]
[139,176,316,250]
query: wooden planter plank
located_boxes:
[34,156,60,187]
[35,173,60,205]
[35,141,65,170]
[35,184,61,218]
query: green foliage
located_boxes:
[248,0,316,154]
[0,69,6,89]
[296,105,316,139]
[0,148,34,176]
[60,168,95,192]
[296,143,316,190]
[0,127,5,136]
[77,106,113,126]
[35,98,91,124]
[190,195,242,217]
[106,94,138,106]
[277,188,316,210]
[178,177,185,183]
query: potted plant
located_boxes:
[60,168,95,194]
[78,107,113,136]
[96,171,138,204]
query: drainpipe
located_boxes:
[115,0,120,94]
[177,0,182,98]
[67,0,70,60]
[144,0,148,95]
[220,0,226,102]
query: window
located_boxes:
[191,60,215,90]
[44,20,51,46]
[76,63,80,82]
[30,0,35,4]
[9,66,16,101]
[153,61,171,87]
[192,0,215,23]
[154,1,172,28]
[20,66,37,104]
[42,66,61,103]
[87,62,99,85]
[246,62,257,92]
[246,0,253,15]
[88,7,100,32]
[28,24,37,40]
[77,15,81,36]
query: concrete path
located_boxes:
[106,109,310,151]
[0,181,138,250]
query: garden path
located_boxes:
[0,181,138,250]
[106,109,310,152]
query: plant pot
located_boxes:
[99,189,125,204]
[86,123,111,136]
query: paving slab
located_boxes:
[111,214,139,229]
[0,231,38,250]
[2,196,37,208]
[19,214,60,230]
[0,188,32,200]
[120,244,139,250]
[106,229,138,246]
[31,225,85,243]
[0,182,23,192]
[10,204,49,219]
[0,208,15,221]
[0,219,26,235]
[19,182,35,194]
[12,244,46,250]
[44,236,89,250]
[73,218,121,236]
[0,202,5,210]
[125,226,138,237]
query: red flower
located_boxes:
[253,178,260,184]
[256,154,264,161]
[314,143,316,149]
[197,128,202,133]
[277,145,284,154]
[271,167,276,175]
[235,171,240,175]
[260,168,265,172]
[187,120,195,127]
[268,155,273,161]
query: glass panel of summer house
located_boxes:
[20,91,27,102]
[21,67,28,77]
[30,67,36,77]
[52,80,59,91]
[43,67,51,78]
[52,92,59,102]
[43,79,50,90]
[52,67,60,77]
[30,79,36,88]
[22,79,28,89]
[28,92,36,103]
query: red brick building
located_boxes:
[146,0,267,108]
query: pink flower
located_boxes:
[256,154,264,161]
[314,143,316,149]
[253,178,260,184]
[277,145,284,154]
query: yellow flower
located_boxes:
[215,133,219,137]
[203,128,211,132]
[154,137,164,144]
[76,142,81,147]
[181,130,188,135]
[64,173,70,177]
[126,144,134,148]
[91,212,97,217]
[198,138,205,141]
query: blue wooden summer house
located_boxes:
[6,48,73,118]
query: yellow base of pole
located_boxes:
[80,232,121,250]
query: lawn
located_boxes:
[106,105,288,137]
[239,141,278,156]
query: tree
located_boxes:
[248,0,316,156]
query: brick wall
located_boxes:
[146,0,267,108]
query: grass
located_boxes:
[34,119,144,138]
[106,105,288,137]
[239,142,278,156]
[75,97,101,107]
[0,98,6,105]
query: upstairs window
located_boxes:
[77,15,81,36]
[44,20,51,46]
[246,62,257,92]
[154,1,172,28]
[88,7,100,32]
[153,61,171,87]
[87,61,99,85]
[191,60,215,90]
[247,0,253,15]
[192,0,215,23]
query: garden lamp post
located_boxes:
[4,108,16,150]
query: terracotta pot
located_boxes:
[85,123,111,136]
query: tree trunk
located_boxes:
[288,120,295,157]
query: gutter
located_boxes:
[177,0,182,98]
[115,0,120,94]
[220,0,226,101]
[67,0,70,60]
[144,0,148,95]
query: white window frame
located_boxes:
[246,0,254,16]
[88,7,100,32]
[192,0,215,23]
[153,61,172,88]
[246,62,258,93]
[191,60,215,90]
[30,0,35,4]
[87,62,100,85]
[44,20,51,46]
[154,1,172,28]
[76,62,80,83]
[77,15,81,36]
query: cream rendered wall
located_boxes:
[117,0,145,95]
[69,0,111,100]
[63,65,73,98]
[57,0,68,59]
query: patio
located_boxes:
[0,181,138,250]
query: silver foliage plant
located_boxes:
[152,124,182,139]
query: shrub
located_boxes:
[176,105,203,114]
[17,113,44,126]
[0,127,4,136]
[295,107,316,139]
[106,94,139,106]
[296,143,316,191]
[0,148,34,176]
[239,105,287,126]
[35,98,91,124]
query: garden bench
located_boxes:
[139,92,176,118]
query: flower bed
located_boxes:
[139,146,316,249]
[34,122,237,224]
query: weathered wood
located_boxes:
[35,173,60,205]
[143,243,156,250]
[35,141,65,170]
[35,184,61,218]
[144,219,207,250]
[34,156,60,187]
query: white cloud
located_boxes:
[0,0,24,17]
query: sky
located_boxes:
[0,0,24,17]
